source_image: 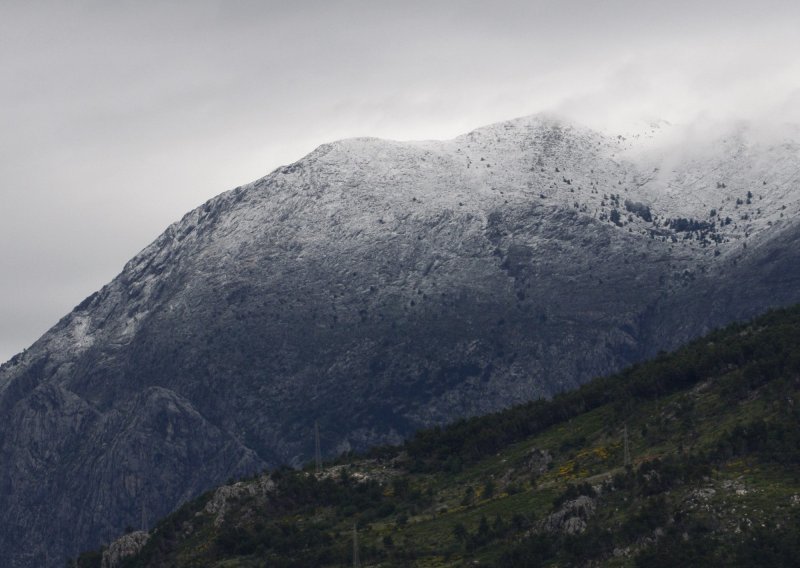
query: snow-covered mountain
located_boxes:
[2,113,800,566]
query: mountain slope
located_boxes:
[2,114,800,565]
[77,304,800,567]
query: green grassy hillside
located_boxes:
[77,306,800,567]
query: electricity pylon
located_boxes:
[623,422,631,467]
[352,523,361,567]
[314,420,322,474]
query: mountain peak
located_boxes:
[3,114,800,566]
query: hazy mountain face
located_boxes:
[2,115,800,566]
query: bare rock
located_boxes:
[101,531,149,568]
[204,475,275,527]
[542,495,596,534]
[526,448,553,475]
[562,516,587,535]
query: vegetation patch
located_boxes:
[76,306,800,567]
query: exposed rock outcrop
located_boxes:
[101,531,149,568]
[526,448,553,475]
[204,475,276,527]
[542,495,596,535]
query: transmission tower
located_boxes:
[314,420,322,474]
[140,444,148,532]
[623,422,631,467]
[352,523,361,568]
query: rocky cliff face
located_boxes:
[2,114,800,566]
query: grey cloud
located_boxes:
[1,0,799,362]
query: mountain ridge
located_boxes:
[2,113,800,566]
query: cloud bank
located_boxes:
[1,0,799,362]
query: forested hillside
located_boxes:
[78,304,800,567]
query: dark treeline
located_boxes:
[406,305,800,471]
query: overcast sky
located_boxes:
[1,0,799,363]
